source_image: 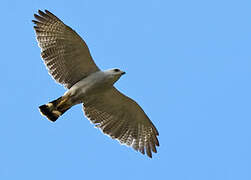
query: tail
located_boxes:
[39,96,71,122]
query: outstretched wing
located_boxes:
[83,87,159,158]
[32,10,99,88]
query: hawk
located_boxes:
[33,10,159,158]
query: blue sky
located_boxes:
[1,0,251,179]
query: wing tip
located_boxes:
[33,9,59,23]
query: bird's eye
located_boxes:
[114,69,120,72]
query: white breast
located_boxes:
[66,71,111,103]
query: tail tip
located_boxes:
[39,104,59,122]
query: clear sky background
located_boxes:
[0,0,251,179]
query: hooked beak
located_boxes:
[121,71,126,75]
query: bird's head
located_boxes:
[104,68,126,84]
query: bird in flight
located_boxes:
[32,10,159,158]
